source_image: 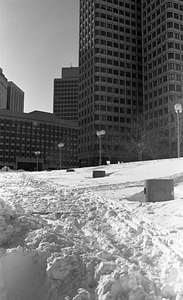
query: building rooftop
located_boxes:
[0,109,78,127]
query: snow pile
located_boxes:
[0,162,183,299]
[0,166,13,172]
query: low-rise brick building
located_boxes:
[0,110,78,170]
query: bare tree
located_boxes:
[121,116,169,161]
[104,133,121,162]
[122,115,149,161]
[45,147,60,168]
[145,120,165,159]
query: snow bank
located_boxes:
[0,165,183,299]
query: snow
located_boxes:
[0,158,183,299]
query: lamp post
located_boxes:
[174,103,182,158]
[96,130,105,166]
[35,151,41,171]
[58,143,64,170]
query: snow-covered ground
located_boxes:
[0,158,183,300]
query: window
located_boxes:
[174,23,179,30]
[167,12,173,18]
[175,53,180,60]
[168,63,174,69]
[168,42,174,48]
[169,74,174,80]
[176,85,181,92]
[176,64,181,71]
[169,84,175,91]
[168,53,174,59]
[167,22,173,28]
[175,33,179,39]
[176,74,181,81]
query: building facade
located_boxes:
[0,68,7,110]
[7,82,24,112]
[53,67,79,121]
[142,0,183,158]
[78,0,143,166]
[0,110,78,170]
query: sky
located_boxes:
[0,0,79,113]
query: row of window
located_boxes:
[79,115,132,125]
[94,36,141,46]
[0,128,76,138]
[145,74,182,90]
[54,88,78,93]
[143,7,183,28]
[144,46,183,64]
[81,0,139,10]
[80,89,142,99]
[94,55,142,65]
[145,63,183,81]
[145,55,183,73]
[144,22,183,46]
[144,32,183,54]
[95,12,142,32]
[95,29,140,41]
[145,85,182,101]
[0,120,76,131]
[143,0,164,9]
[145,96,168,108]
[80,65,143,80]
[94,85,142,93]
[143,1,183,14]
[93,104,131,114]
[54,91,78,95]
[54,80,78,85]
[94,20,139,32]
[54,101,78,106]
[93,95,142,106]
[94,64,138,73]
[94,80,139,89]
[94,74,137,83]
[95,2,137,11]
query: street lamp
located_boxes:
[35,151,41,171]
[174,103,182,158]
[96,130,105,166]
[58,143,64,170]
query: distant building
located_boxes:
[7,81,24,112]
[0,68,8,110]
[0,110,78,170]
[53,67,79,121]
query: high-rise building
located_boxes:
[142,0,183,158]
[53,67,79,121]
[78,0,143,166]
[0,68,7,110]
[0,68,25,112]
[7,81,24,112]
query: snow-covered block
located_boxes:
[47,254,81,281]
[73,288,90,300]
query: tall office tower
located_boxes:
[53,67,79,121]
[0,68,7,110]
[78,0,143,166]
[7,81,24,112]
[142,0,183,158]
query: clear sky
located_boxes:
[0,0,79,113]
